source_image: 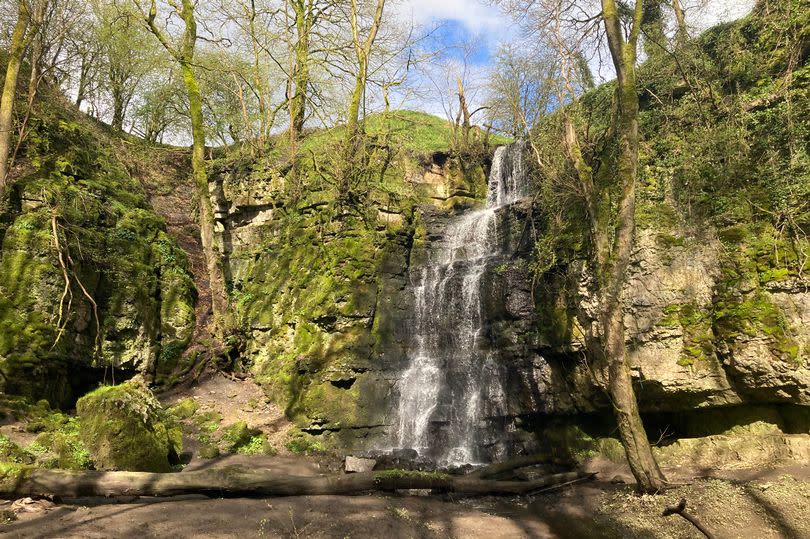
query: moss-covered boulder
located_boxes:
[76,380,179,472]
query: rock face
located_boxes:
[76,380,181,472]
[525,224,810,417]
[216,138,809,459]
[213,133,491,453]
[0,104,196,407]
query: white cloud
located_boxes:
[394,0,509,36]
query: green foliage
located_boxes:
[220,421,264,453]
[168,397,198,420]
[284,429,324,455]
[0,396,91,470]
[0,435,33,465]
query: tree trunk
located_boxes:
[345,58,366,138]
[288,0,310,144]
[457,78,472,147]
[111,90,125,131]
[599,0,668,494]
[603,302,666,492]
[0,467,594,499]
[671,0,688,44]
[144,0,233,338]
[641,0,666,59]
[181,59,232,337]
[0,2,31,198]
[345,0,385,139]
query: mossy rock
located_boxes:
[76,380,178,472]
[167,397,198,420]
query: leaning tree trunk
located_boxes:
[0,3,31,198]
[599,0,668,494]
[603,303,666,492]
[0,467,594,499]
[181,59,232,337]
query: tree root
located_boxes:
[662,498,715,539]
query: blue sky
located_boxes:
[426,18,494,65]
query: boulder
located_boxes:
[344,456,377,473]
[76,380,180,472]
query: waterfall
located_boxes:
[393,143,528,468]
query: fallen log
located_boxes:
[467,452,558,479]
[0,465,595,499]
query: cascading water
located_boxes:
[393,143,528,467]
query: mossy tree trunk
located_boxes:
[0,1,34,198]
[345,0,386,139]
[641,0,667,59]
[597,0,668,494]
[143,0,233,337]
[671,0,688,44]
[288,0,313,145]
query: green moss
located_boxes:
[76,380,174,472]
[168,397,198,420]
[0,85,195,405]
[373,469,450,481]
[0,463,31,492]
[714,289,801,365]
[284,429,324,455]
[657,303,716,366]
[0,435,33,465]
[220,421,256,452]
[538,423,599,463]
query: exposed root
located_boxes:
[50,211,73,348]
[48,208,103,359]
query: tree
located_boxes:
[496,0,668,493]
[286,0,314,143]
[345,0,386,137]
[134,0,233,337]
[597,0,668,493]
[0,0,38,198]
[93,1,161,131]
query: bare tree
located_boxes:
[345,0,386,137]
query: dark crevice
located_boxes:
[329,378,356,390]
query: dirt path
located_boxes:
[159,371,297,459]
[0,494,553,539]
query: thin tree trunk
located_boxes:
[457,78,472,147]
[671,0,688,44]
[181,59,232,336]
[144,0,233,337]
[288,0,310,144]
[0,2,32,198]
[345,0,385,138]
[599,0,667,494]
[0,467,594,499]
